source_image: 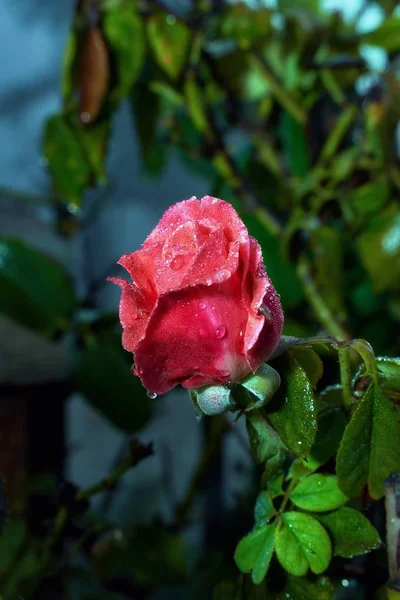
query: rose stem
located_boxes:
[385,473,400,599]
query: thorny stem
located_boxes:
[385,474,400,598]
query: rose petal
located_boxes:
[134,275,250,394]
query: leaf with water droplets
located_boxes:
[315,507,381,558]
[289,474,349,512]
[268,352,317,456]
[234,523,275,584]
[336,381,400,499]
[275,512,331,576]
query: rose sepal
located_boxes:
[239,363,281,411]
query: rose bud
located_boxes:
[109,196,283,396]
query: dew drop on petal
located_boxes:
[215,325,227,339]
[170,255,185,271]
[206,278,212,286]
[199,301,207,310]
[146,390,158,399]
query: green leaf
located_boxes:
[147,12,191,80]
[149,81,184,107]
[242,213,303,310]
[309,227,347,323]
[268,352,317,456]
[290,474,348,512]
[362,17,400,52]
[336,381,400,499]
[184,71,209,134]
[376,356,400,401]
[290,346,323,389]
[131,83,166,177]
[276,575,334,600]
[315,507,381,558]
[241,363,281,410]
[0,237,75,335]
[220,3,272,50]
[62,31,77,102]
[76,339,152,433]
[280,111,310,178]
[73,120,111,182]
[275,512,331,576]
[246,416,287,479]
[43,114,91,206]
[303,404,346,471]
[103,5,145,99]
[234,524,275,584]
[267,473,285,498]
[349,177,389,217]
[254,492,275,526]
[357,205,400,293]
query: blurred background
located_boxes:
[0,0,399,598]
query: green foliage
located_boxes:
[240,363,281,410]
[315,507,381,558]
[274,512,331,576]
[275,575,334,600]
[289,474,348,512]
[268,352,317,456]
[336,379,400,499]
[76,338,152,433]
[0,237,75,335]
[234,523,275,584]
[147,12,191,80]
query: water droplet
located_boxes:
[341,579,349,588]
[206,278,212,286]
[199,301,207,310]
[297,441,302,445]
[146,390,158,399]
[239,330,243,337]
[215,325,227,339]
[80,111,91,124]
[214,269,230,283]
[170,255,185,271]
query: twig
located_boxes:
[297,256,351,340]
[338,344,354,411]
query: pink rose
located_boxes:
[110,196,283,395]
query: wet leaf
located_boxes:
[289,474,348,512]
[246,416,287,478]
[315,507,381,557]
[357,204,400,293]
[275,512,331,576]
[290,346,323,389]
[235,523,275,584]
[268,352,317,456]
[147,13,190,80]
[103,5,145,100]
[303,404,346,470]
[336,381,400,499]
[254,491,275,527]
[43,114,91,206]
[0,237,75,335]
[376,356,400,400]
[76,339,152,433]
